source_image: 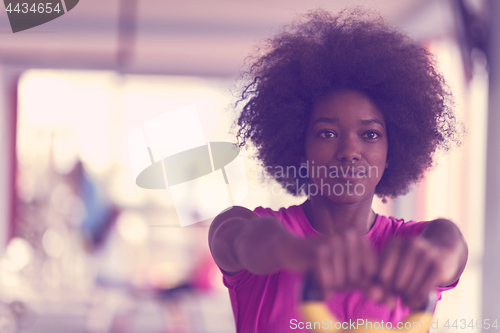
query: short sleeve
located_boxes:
[218,206,274,290]
[394,220,430,239]
[253,206,279,219]
[435,278,459,301]
[220,268,252,290]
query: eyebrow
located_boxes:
[311,117,339,125]
[360,119,385,128]
[312,117,385,128]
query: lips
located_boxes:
[339,173,365,181]
[340,165,365,177]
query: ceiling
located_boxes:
[0,0,451,77]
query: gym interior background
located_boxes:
[0,0,498,332]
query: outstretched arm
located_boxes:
[208,206,377,298]
[208,206,311,275]
[374,218,468,309]
[420,218,468,287]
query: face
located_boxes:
[304,90,388,204]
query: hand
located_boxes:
[368,237,441,310]
[293,229,377,300]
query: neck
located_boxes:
[301,194,376,235]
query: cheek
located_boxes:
[305,142,329,161]
[376,140,388,163]
[368,150,388,179]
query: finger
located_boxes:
[330,234,347,290]
[315,241,335,298]
[359,237,377,298]
[404,250,432,298]
[385,293,398,310]
[393,241,419,293]
[344,231,362,289]
[366,284,384,302]
[359,236,376,286]
[408,261,440,310]
[378,238,404,293]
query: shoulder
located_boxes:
[208,205,295,245]
[376,215,431,236]
[208,206,259,251]
[253,205,316,237]
[369,215,431,250]
[209,205,300,240]
[253,205,300,219]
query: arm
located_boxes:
[374,218,468,309]
[208,206,311,275]
[420,218,468,287]
[209,206,377,299]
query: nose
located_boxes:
[336,135,361,163]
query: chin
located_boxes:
[325,193,368,204]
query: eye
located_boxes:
[318,130,337,139]
[362,131,381,140]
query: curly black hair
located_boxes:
[235,8,460,198]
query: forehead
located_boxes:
[311,90,385,123]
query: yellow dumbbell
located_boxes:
[300,275,435,333]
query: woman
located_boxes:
[209,9,468,332]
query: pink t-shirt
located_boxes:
[221,205,458,333]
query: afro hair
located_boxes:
[235,8,461,198]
